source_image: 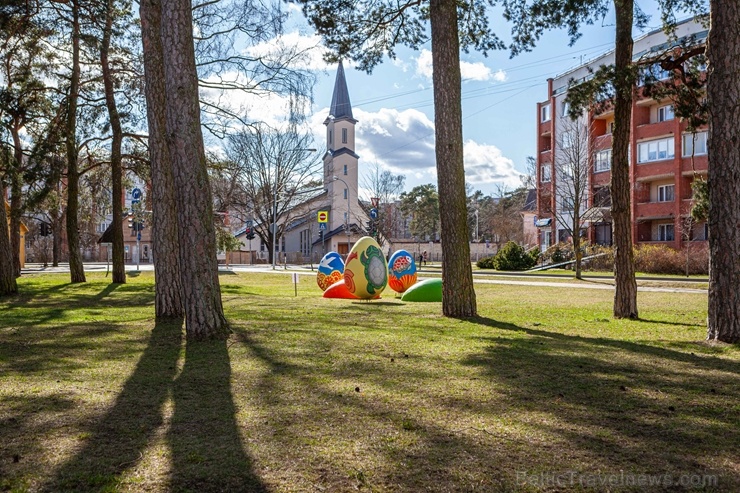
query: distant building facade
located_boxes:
[535,18,708,251]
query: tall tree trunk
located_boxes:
[140,0,184,317]
[160,0,227,338]
[0,185,18,295]
[611,0,637,318]
[65,0,86,283]
[429,0,477,318]
[706,1,740,343]
[100,0,126,284]
[51,207,61,267]
[10,129,23,277]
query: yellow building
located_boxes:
[4,200,27,268]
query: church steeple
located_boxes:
[329,60,354,120]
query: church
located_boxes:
[237,62,370,263]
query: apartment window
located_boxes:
[638,137,675,163]
[560,100,570,118]
[343,164,347,176]
[657,105,674,122]
[540,104,551,122]
[607,121,615,134]
[540,165,551,183]
[560,197,575,212]
[561,131,574,149]
[682,131,708,157]
[542,231,553,250]
[343,188,348,200]
[342,128,347,144]
[658,223,674,242]
[657,184,675,202]
[595,149,611,172]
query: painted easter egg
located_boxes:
[387,249,418,293]
[317,251,345,291]
[401,278,442,302]
[322,279,358,299]
[343,236,388,299]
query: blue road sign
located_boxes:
[137,232,142,241]
[319,222,327,230]
[131,188,142,200]
[370,208,378,219]
[245,220,253,228]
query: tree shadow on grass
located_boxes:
[167,337,268,492]
[462,316,740,489]
[42,317,183,492]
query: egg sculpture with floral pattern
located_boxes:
[343,236,388,299]
[317,252,344,291]
[387,249,418,293]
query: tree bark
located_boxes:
[101,0,126,284]
[706,1,740,343]
[0,185,18,295]
[65,0,86,283]
[140,0,184,317]
[429,0,477,317]
[10,130,23,278]
[160,0,228,338]
[611,0,637,318]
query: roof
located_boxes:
[522,189,537,212]
[329,61,354,120]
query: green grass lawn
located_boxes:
[1,272,738,492]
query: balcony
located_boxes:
[680,155,708,175]
[539,119,552,136]
[593,134,613,151]
[635,200,675,220]
[634,120,675,140]
[634,161,674,182]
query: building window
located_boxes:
[329,130,332,145]
[343,164,347,176]
[658,223,674,242]
[542,230,553,250]
[607,121,615,134]
[124,245,130,260]
[657,184,675,202]
[343,188,348,200]
[682,131,708,157]
[595,149,611,172]
[540,104,551,122]
[299,229,310,256]
[540,165,551,183]
[638,137,675,163]
[342,128,347,144]
[560,100,570,118]
[657,104,674,122]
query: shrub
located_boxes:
[634,243,708,275]
[476,256,496,269]
[492,241,538,271]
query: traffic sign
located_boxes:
[131,188,142,200]
[245,220,253,228]
[137,232,141,241]
[319,223,327,230]
[370,208,378,219]
[317,210,328,223]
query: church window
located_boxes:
[342,128,347,143]
[329,130,332,145]
[343,188,348,200]
[343,165,347,175]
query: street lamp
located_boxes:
[272,148,317,269]
[333,175,351,254]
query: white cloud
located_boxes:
[414,49,507,83]
[245,32,331,71]
[463,140,523,189]
[309,106,521,193]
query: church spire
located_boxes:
[329,61,353,120]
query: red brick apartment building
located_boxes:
[535,18,708,252]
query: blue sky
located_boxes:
[220,2,685,198]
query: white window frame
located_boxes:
[638,137,675,163]
[595,149,611,172]
[657,184,675,202]
[540,164,551,183]
[657,104,674,122]
[658,223,675,242]
[540,104,551,122]
[560,100,570,118]
[607,121,615,134]
[682,131,708,157]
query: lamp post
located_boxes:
[272,147,316,269]
[333,175,351,254]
